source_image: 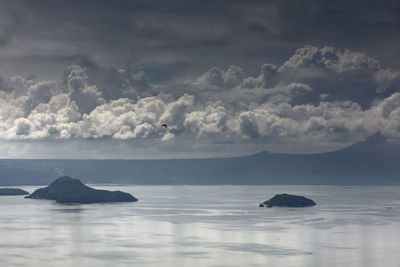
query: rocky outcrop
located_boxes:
[0,188,29,196]
[259,193,316,208]
[25,176,138,204]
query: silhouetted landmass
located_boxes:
[1,133,400,185]
[25,176,138,204]
[259,194,316,208]
[0,188,29,195]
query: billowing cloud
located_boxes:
[0,0,398,158]
[184,45,399,109]
[279,45,380,73]
[188,65,245,90]
[0,45,399,156]
[64,65,105,113]
[184,102,230,139]
[79,94,194,140]
[374,68,400,93]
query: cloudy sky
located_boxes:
[0,0,399,158]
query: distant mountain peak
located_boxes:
[249,150,272,157]
[363,132,386,145]
[339,131,392,153]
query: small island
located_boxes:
[259,193,316,208]
[25,176,138,204]
[0,188,29,196]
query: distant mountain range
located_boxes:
[0,132,399,186]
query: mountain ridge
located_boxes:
[0,133,399,186]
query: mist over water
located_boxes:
[1,185,400,267]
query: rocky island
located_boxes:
[25,176,138,204]
[0,188,29,196]
[259,193,316,208]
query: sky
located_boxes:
[0,0,399,158]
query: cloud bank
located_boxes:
[0,45,399,157]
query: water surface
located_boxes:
[1,185,399,266]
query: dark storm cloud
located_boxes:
[0,0,399,80]
[0,0,399,157]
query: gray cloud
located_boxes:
[0,45,399,153]
[64,65,105,114]
[0,0,398,82]
[0,0,399,157]
[188,65,245,90]
[181,45,398,109]
[279,45,380,73]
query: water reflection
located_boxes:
[0,185,400,266]
[51,208,85,213]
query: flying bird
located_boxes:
[161,124,168,128]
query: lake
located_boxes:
[1,185,400,266]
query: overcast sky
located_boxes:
[0,0,399,158]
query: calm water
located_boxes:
[1,185,400,267]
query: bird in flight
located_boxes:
[161,124,168,128]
